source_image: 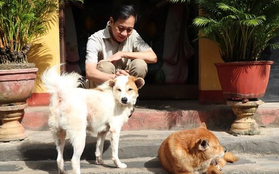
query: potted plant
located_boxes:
[0,0,57,141]
[191,0,279,102]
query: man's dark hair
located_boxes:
[112,5,137,23]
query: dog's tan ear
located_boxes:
[134,77,145,89]
[108,79,116,88]
[200,122,207,129]
[198,139,209,151]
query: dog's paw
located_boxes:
[112,159,127,168]
[95,156,104,165]
[117,162,127,168]
[58,169,68,174]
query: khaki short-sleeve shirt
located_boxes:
[85,22,151,69]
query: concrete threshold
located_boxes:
[22,100,279,131]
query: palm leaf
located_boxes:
[0,0,58,64]
[191,0,279,62]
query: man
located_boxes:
[85,5,157,86]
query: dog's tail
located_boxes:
[42,64,83,93]
[223,151,238,163]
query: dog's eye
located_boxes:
[117,89,121,92]
[128,88,133,91]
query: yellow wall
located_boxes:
[27,11,60,93]
[199,39,222,90]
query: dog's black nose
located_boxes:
[121,97,128,104]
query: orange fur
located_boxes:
[158,123,229,174]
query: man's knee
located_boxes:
[127,59,147,78]
[97,61,115,74]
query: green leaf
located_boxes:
[192,0,279,62]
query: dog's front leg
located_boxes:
[110,129,127,168]
[95,131,107,165]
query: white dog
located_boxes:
[42,66,144,174]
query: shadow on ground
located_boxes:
[144,157,168,174]
[20,136,110,173]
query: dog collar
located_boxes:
[129,107,135,118]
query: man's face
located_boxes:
[109,16,135,43]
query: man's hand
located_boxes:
[116,69,129,77]
[107,52,123,62]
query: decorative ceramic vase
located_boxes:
[0,103,28,141]
[0,68,38,141]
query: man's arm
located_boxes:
[107,48,157,63]
[85,62,115,84]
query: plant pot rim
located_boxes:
[0,68,38,74]
[215,61,274,67]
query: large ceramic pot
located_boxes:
[0,68,38,105]
[0,68,38,141]
[215,61,274,101]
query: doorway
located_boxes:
[63,0,199,99]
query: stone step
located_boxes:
[0,128,279,162]
[0,154,278,174]
[22,100,279,131]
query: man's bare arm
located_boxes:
[107,48,157,63]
